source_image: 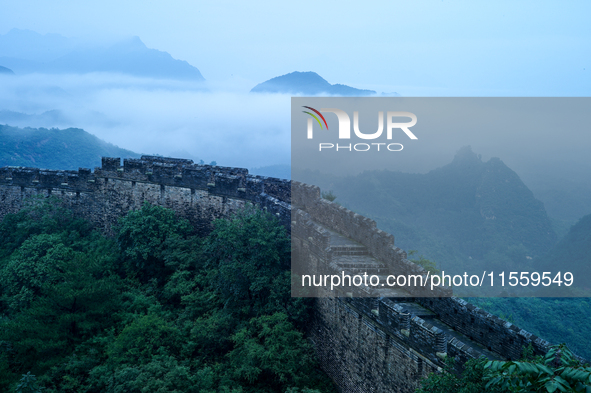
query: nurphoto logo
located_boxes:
[302,106,418,152]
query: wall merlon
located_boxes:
[140,155,194,165]
[101,157,121,171]
[0,166,100,192]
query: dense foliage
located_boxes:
[417,345,591,393]
[485,345,591,392]
[415,357,503,393]
[469,297,591,360]
[0,198,335,392]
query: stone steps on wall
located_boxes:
[327,228,387,274]
[312,218,504,362]
[335,257,388,275]
[332,247,369,256]
[327,229,362,247]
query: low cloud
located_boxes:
[0,73,291,168]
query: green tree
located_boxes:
[415,357,502,393]
[107,313,183,365]
[0,237,122,375]
[15,372,44,393]
[321,190,337,202]
[203,205,293,317]
[485,344,591,393]
[116,203,194,282]
[0,198,122,385]
[408,250,440,274]
[0,195,91,259]
[228,312,331,392]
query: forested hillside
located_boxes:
[0,125,140,170]
[468,214,591,360]
[539,213,591,278]
[0,198,335,392]
[469,297,591,360]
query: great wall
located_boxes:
[0,156,559,393]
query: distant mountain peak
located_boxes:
[130,35,144,45]
[453,145,480,160]
[448,146,484,169]
[251,71,376,96]
[115,35,146,49]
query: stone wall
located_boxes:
[0,156,291,236]
[0,156,569,393]
[310,297,441,393]
[290,179,564,390]
[292,181,451,297]
[415,297,551,361]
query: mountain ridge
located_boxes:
[539,212,591,279]
[0,124,141,170]
[0,29,204,80]
[251,71,376,96]
[294,146,558,272]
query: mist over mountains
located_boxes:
[0,28,589,228]
[0,29,204,80]
[0,110,72,128]
[295,146,560,273]
[539,213,591,280]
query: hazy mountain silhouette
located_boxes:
[539,212,591,279]
[0,29,204,80]
[0,29,76,62]
[0,110,71,127]
[295,146,557,270]
[250,71,376,96]
[0,125,140,170]
[250,164,291,180]
[0,66,14,74]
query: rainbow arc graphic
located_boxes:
[302,106,328,130]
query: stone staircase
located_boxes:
[321,222,501,360]
[325,227,412,298]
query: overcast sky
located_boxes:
[1,0,590,184]
[1,0,590,96]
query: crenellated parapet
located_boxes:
[0,156,291,236]
[0,155,576,393]
[0,156,290,202]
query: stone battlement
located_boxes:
[0,156,291,236]
[0,156,290,203]
[0,156,574,393]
